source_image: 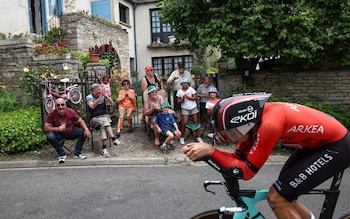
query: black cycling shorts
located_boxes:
[273,132,350,202]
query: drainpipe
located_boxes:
[132,3,138,73]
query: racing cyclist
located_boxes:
[182,93,350,219]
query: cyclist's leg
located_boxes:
[269,133,350,218]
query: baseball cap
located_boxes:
[145,65,154,71]
[148,85,157,93]
[161,102,171,109]
[178,62,185,68]
[180,77,190,84]
[209,87,218,94]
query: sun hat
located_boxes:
[148,84,157,94]
[209,87,218,94]
[161,101,171,109]
[180,77,190,85]
[145,65,154,71]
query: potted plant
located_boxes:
[88,45,101,62]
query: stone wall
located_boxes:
[217,68,350,110]
[0,13,129,91]
[60,13,130,72]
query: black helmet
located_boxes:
[212,93,271,142]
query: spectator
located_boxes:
[167,62,194,120]
[154,101,181,153]
[86,83,121,158]
[93,67,112,97]
[44,98,91,163]
[196,74,216,125]
[205,87,221,117]
[205,87,221,139]
[177,77,203,145]
[143,85,165,146]
[141,65,164,92]
[116,79,137,134]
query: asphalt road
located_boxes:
[0,164,349,219]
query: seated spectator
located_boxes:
[205,87,221,139]
[116,79,136,134]
[44,98,91,163]
[143,85,165,146]
[86,83,121,158]
[196,74,215,125]
[154,102,181,153]
[205,87,221,116]
[177,77,203,145]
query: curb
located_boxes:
[0,156,288,170]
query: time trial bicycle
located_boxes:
[43,76,82,113]
[191,155,350,219]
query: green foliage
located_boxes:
[0,32,28,39]
[19,67,43,106]
[191,65,206,75]
[71,50,90,78]
[159,0,350,69]
[0,85,22,112]
[0,107,46,153]
[39,27,66,45]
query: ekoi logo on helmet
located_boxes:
[230,106,257,124]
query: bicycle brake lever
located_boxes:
[204,180,223,195]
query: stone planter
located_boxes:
[32,53,71,61]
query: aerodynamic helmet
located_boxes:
[212,93,271,142]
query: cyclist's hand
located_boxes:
[182,142,215,161]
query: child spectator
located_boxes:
[155,102,181,153]
[176,77,203,145]
[93,68,112,97]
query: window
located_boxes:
[152,56,193,77]
[119,3,129,25]
[151,9,175,43]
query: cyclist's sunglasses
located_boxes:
[211,120,243,144]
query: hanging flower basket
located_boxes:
[89,54,100,62]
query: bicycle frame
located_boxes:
[45,77,76,99]
[197,156,345,219]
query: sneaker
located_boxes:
[115,132,121,138]
[196,137,204,143]
[160,144,169,153]
[73,151,86,160]
[101,149,110,158]
[169,143,175,150]
[207,133,214,138]
[58,155,67,163]
[113,138,122,146]
[179,137,185,145]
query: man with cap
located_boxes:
[86,83,121,158]
[167,62,194,119]
[155,101,182,153]
[143,85,165,146]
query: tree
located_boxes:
[159,0,350,69]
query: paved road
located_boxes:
[0,165,349,219]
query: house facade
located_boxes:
[0,0,195,80]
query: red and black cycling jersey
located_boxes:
[211,102,348,180]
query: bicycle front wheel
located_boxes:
[338,213,350,219]
[68,88,82,104]
[191,210,235,219]
[44,97,55,113]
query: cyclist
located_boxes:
[182,93,350,219]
